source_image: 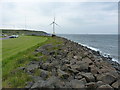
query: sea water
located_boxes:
[58,34,119,63]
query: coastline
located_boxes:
[3,36,120,89]
[58,34,119,64]
[80,43,119,64]
[24,36,120,89]
[58,36,120,72]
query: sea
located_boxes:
[58,34,119,64]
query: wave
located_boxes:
[78,43,119,64]
[80,43,100,52]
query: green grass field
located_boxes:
[2,36,48,87]
[2,36,47,60]
[2,35,63,88]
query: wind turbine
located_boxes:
[50,17,59,36]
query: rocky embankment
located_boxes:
[20,36,120,89]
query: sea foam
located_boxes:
[79,43,119,64]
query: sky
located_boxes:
[0,0,118,34]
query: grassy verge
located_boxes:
[2,36,48,60]
[2,36,63,88]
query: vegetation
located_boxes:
[2,36,47,60]
[1,29,48,36]
[2,35,63,88]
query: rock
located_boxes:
[57,69,69,79]
[25,82,33,88]
[111,80,120,88]
[96,73,116,85]
[73,56,78,59]
[62,59,70,64]
[24,36,120,89]
[82,51,89,57]
[70,59,76,65]
[82,57,93,65]
[67,52,74,60]
[85,82,97,89]
[40,62,53,71]
[51,60,59,68]
[96,81,105,87]
[28,61,39,65]
[61,64,71,71]
[18,67,25,70]
[32,76,43,82]
[68,68,79,75]
[79,78,87,84]
[47,76,65,88]
[70,79,86,88]
[89,65,99,74]
[81,73,95,82]
[26,63,39,72]
[68,76,74,81]
[97,84,114,90]
[75,62,89,72]
[49,51,55,55]
[40,69,50,79]
[31,76,62,88]
[74,75,83,80]
[41,44,53,50]
[51,68,57,76]
[31,80,54,88]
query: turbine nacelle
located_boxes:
[50,17,60,36]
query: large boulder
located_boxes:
[26,63,39,72]
[75,62,89,72]
[31,76,62,88]
[96,81,105,87]
[32,76,43,82]
[97,84,114,90]
[81,73,95,82]
[40,62,53,71]
[89,65,99,74]
[85,82,97,89]
[40,69,50,79]
[46,76,64,88]
[96,73,116,85]
[25,82,33,88]
[111,79,120,89]
[57,69,69,79]
[70,79,86,88]
[68,68,79,75]
[60,64,71,71]
[73,55,82,60]
[74,74,83,80]
[31,80,47,88]
[79,78,87,84]
[82,57,93,65]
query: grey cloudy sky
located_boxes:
[0,1,118,34]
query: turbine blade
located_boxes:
[50,22,53,25]
[55,23,61,27]
[54,17,55,22]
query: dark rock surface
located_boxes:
[20,36,120,89]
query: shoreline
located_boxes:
[58,36,120,71]
[58,35,119,64]
[57,36,120,69]
[3,36,120,88]
[24,36,120,89]
[80,43,119,64]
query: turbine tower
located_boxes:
[50,17,59,36]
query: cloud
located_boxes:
[0,2,118,34]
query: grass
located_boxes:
[2,36,47,60]
[2,36,63,88]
